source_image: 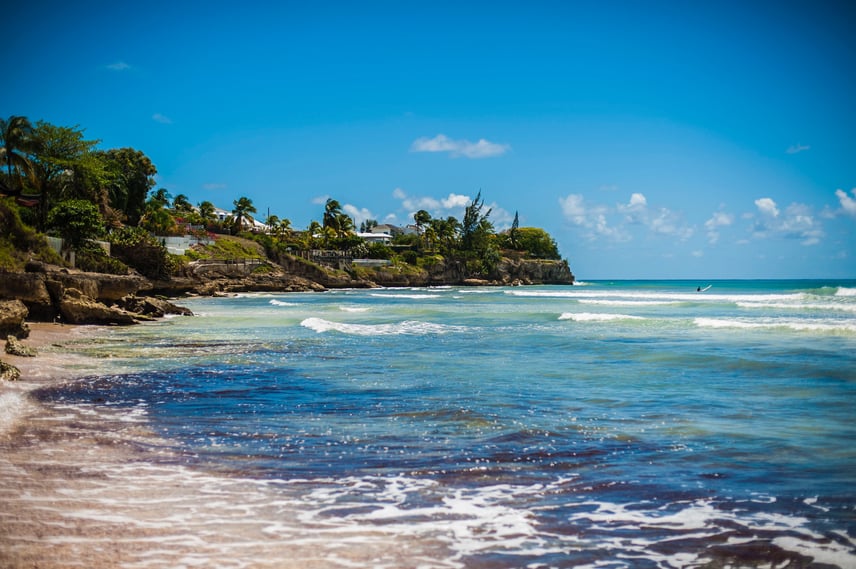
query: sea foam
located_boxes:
[559,312,644,322]
[694,317,856,334]
[301,317,463,336]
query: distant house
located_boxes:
[213,207,266,231]
[369,223,401,236]
[358,231,392,244]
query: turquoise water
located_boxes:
[39,280,856,567]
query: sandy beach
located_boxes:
[0,323,440,569]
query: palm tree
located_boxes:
[172,193,192,212]
[414,209,432,249]
[277,217,292,234]
[0,115,36,195]
[231,196,257,234]
[323,198,343,232]
[198,200,216,223]
[265,214,280,235]
[151,187,171,207]
[335,213,355,237]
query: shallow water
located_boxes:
[6,280,856,567]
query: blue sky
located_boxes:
[4,0,855,279]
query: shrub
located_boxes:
[108,226,173,279]
[0,198,64,270]
[75,242,129,275]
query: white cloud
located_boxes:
[692,250,704,257]
[649,208,694,240]
[558,193,630,242]
[704,211,734,244]
[311,195,330,205]
[393,188,471,218]
[343,204,375,227]
[106,61,130,71]
[559,194,588,226]
[152,113,172,124]
[755,197,780,218]
[780,203,823,245]
[835,188,856,217]
[628,193,647,208]
[410,134,510,159]
[389,188,513,229]
[442,193,471,209]
[786,143,810,154]
[751,198,823,245]
[618,192,648,224]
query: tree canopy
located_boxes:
[2,113,567,281]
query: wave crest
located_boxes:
[301,317,464,336]
[559,313,644,322]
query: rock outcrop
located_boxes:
[116,295,193,318]
[0,359,21,381]
[59,288,141,325]
[359,257,575,287]
[5,335,36,357]
[0,250,575,327]
[0,299,30,339]
[495,258,575,285]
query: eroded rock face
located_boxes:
[58,288,139,326]
[0,273,53,321]
[0,300,31,339]
[117,295,193,318]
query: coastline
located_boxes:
[0,321,444,568]
[2,282,854,568]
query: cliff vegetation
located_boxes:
[1,114,574,320]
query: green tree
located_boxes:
[231,196,257,234]
[47,199,105,249]
[264,214,280,234]
[414,209,432,249]
[276,217,292,238]
[198,200,216,225]
[322,198,343,231]
[0,115,35,195]
[509,211,520,249]
[151,187,171,207]
[503,227,560,259]
[101,148,157,226]
[28,121,104,229]
[430,216,460,254]
[461,191,493,252]
[172,193,192,212]
[139,192,177,235]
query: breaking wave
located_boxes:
[301,317,465,336]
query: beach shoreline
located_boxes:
[0,320,443,569]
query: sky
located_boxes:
[4,0,855,279]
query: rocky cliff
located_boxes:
[0,253,573,326]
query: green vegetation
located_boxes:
[0,197,63,270]
[1,113,566,282]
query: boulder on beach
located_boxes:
[0,299,30,339]
[5,335,37,357]
[0,359,21,381]
[59,288,140,325]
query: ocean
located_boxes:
[10,280,856,567]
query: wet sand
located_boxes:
[0,324,438,569]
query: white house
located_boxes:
[357,232,392,244]
[213,207,266,231]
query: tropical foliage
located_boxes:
[1,113,565,280]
